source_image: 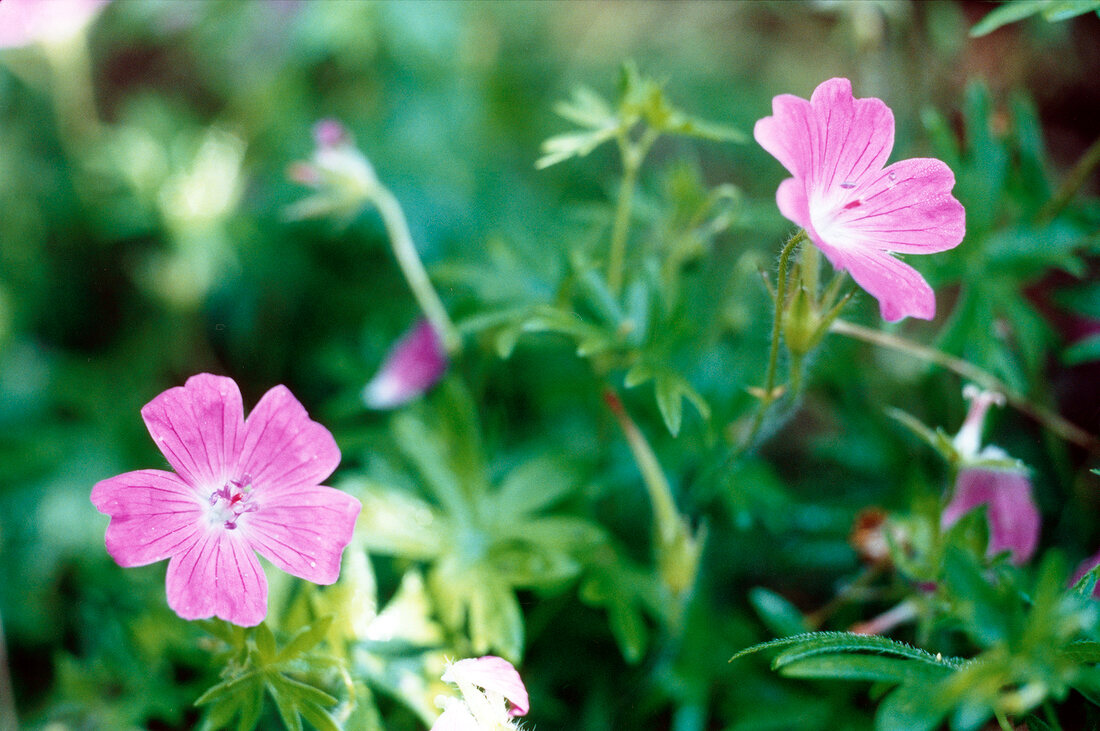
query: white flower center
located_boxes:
[207,475,258,530]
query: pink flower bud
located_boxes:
[941,466,1039,565]
[363,319,447,410]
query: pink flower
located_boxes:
[91,373,361,626]
[754,77,965,321]
[432,656,529,731]
[0,0,110,49]
[362,319,447,410]
[941,466,1039,565]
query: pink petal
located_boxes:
[443,656,529,717]
[91,469,204,567]
[141,373,244,490]
[754,78,894,194]
[822,158,965,255]
[166,529,268,626]
[775,178,812,232]
[823,245,936,321]
[0,0,109,48]
[363,319,448,410]
[430,704,480,731]
[942,468,1039,565]
[236,385,340,493]
[243,485,361,584]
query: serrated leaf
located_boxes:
[1042,0,1100,21]
[554,86,616,129]
[536,128,619,169]
[730,631,964,668]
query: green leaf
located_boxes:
[276,615,335,662]
[730,631,964,668]
[970,0,1051,36]
[298,701,343,731]
[269,680,305,731]
[1060,641,1100,664]
[253,623,277,663]
[885,407,958,463]
[653,370,710,436]
[494,454,582,517]
[235,682,264,731]
[195,671,261,707]
[268,675,338,710]
[1064,334,1100,366]
[777,653,953,684]
[876,681,951,731]
[748,587,809,638]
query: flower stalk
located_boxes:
[370,185,463,355]
[607,126,659,297]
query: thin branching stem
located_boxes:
[1037,132,1100,225]
[829,318,1099,452]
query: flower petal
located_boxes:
[91,469,204,567]
[775,178,812,232]
[141,373,244,489]
[754,78,893,194]
[243,485,361,584]
[942,468,1039,565]
[236,385,340,492]
[443,656,529,717]
[430,703,480,731]
[363,319,448,410]
[822,244,936,321]
[827,158,965,254]
[166,529,268,625]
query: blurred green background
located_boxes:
[2,1,1099,729]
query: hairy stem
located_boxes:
[829,319,1099,451]
[740,230,807,449]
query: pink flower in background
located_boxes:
[941,466,1039,565]
[754,77,965,321]
[0,0,110,48]
[432,656,529,731]
[940,386,1039,565]
[363,319,447,409]
[91,373,361,626]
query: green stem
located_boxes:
[371,186,462,354]
[1043,700,1065,731]
[994,710,1013,731]
[607,127,659,297]
[829,318,1100,452]
[1037,132,1100,225]
[741,230,806,449]
[604,388,678,534]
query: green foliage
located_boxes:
[195,619,343,731]
[970,0,1100,36]
[4,3,1099,730]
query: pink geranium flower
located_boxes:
[91,373,361,626]
[432,656,529,730]
[754,77,965,321]
[362,319,447,410]
[941,466,1039,565]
